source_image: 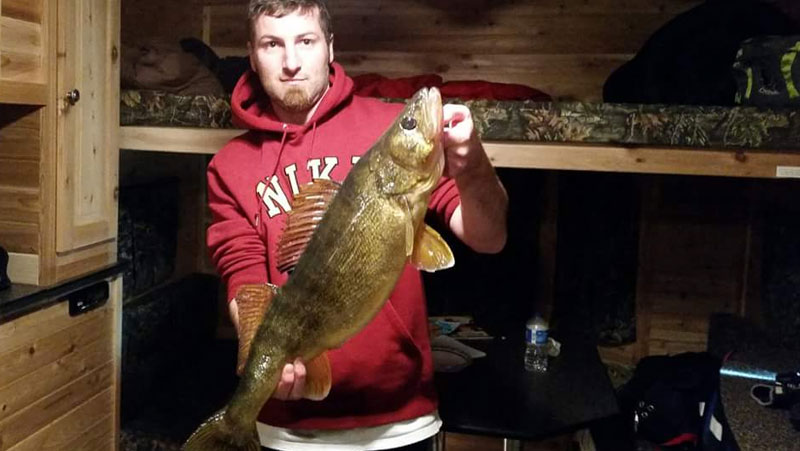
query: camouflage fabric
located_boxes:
[120,90,232,128]
[120,89,800,150]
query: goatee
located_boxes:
[281,88,313,112]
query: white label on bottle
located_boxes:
[776,166,800,178]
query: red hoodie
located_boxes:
[206,63,461,430]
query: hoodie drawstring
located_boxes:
[310,121,318,161]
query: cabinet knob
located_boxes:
[66,89,80,105]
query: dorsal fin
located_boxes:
[276,179,340,273]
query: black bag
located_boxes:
[733,35,800,106]
[618,352,739,450]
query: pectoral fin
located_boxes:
[411,224,455,272]
[303,352,332,401]
[235,283,278,375]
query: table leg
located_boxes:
[503,438,524,451]
[433,431,446,451]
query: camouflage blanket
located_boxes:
[121,89,800,150]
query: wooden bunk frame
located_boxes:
[120,125,800,179]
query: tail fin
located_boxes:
[182,410,260,451]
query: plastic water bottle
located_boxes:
[524,315,549,372]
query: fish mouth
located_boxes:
[419,87,444,176]
[422,87,443,141]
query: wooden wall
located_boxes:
[0,106,42,255]
[0,0,47,83]
[635,176,753,358]
[0,278,122,450]
[121,0,702,101]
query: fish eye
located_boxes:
[400,116,417,131]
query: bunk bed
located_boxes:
[120,88,800,178]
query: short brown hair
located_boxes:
[248,0,333,43]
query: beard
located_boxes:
[280,87,313,112]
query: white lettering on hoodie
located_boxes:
[307,157,339,180]
[258,157,351,218]
[256,175,291,217]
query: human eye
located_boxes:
[260,39,279,49]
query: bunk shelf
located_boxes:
[0,80,48,105]
[120,125,800,178]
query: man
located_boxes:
[206,1,508,449]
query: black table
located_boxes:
[434,328,620,447]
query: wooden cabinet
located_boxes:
[55,0,119,253]
[0,0,120,286]
[0,276,122,450]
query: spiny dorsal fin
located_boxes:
[303,352,332,400]
[235,283,278,375]
[411,224,455,272]
[276,179,340,273]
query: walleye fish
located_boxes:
[183,87,455,450]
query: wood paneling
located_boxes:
[0,106,41,160]
[0,309,111,399]
[0,364,113,450]
[336,52,630,102]
[10,406,112,451]
[634,176,751,357]
[0,11,45,83]
[0,220,38,254]
[53,241,117,282]
[0,301,98,355]
[0,334,112,427]
[121,0,204,45]
[0,278,121,451]
[197,0,701,100]
[0,188,39,227]
[2,0,44,23]
[212,10,677,54]
[0,160,38,188]
[0,80,48,104]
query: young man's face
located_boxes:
[248,8,334,116]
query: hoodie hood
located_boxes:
[231,62,354,135]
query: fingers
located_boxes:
[442,104,469,124]
[442,105,474,143]
[229,299,240,336]
[288,358,306,399]
[272,358,307,400]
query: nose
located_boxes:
[283,43,300,74]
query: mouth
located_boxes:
[422,87,442,140]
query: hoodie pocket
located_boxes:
[325,299,423,414]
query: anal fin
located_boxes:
[410,224,455,272]
[303,352,332,401]
[235,283,278,375]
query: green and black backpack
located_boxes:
[734,35,800,106]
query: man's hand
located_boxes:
[441,104,509,254]
[442,104,483,179]
[273,358,307,400]
[229,299,309,401]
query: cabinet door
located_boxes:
[56,0,119,252]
